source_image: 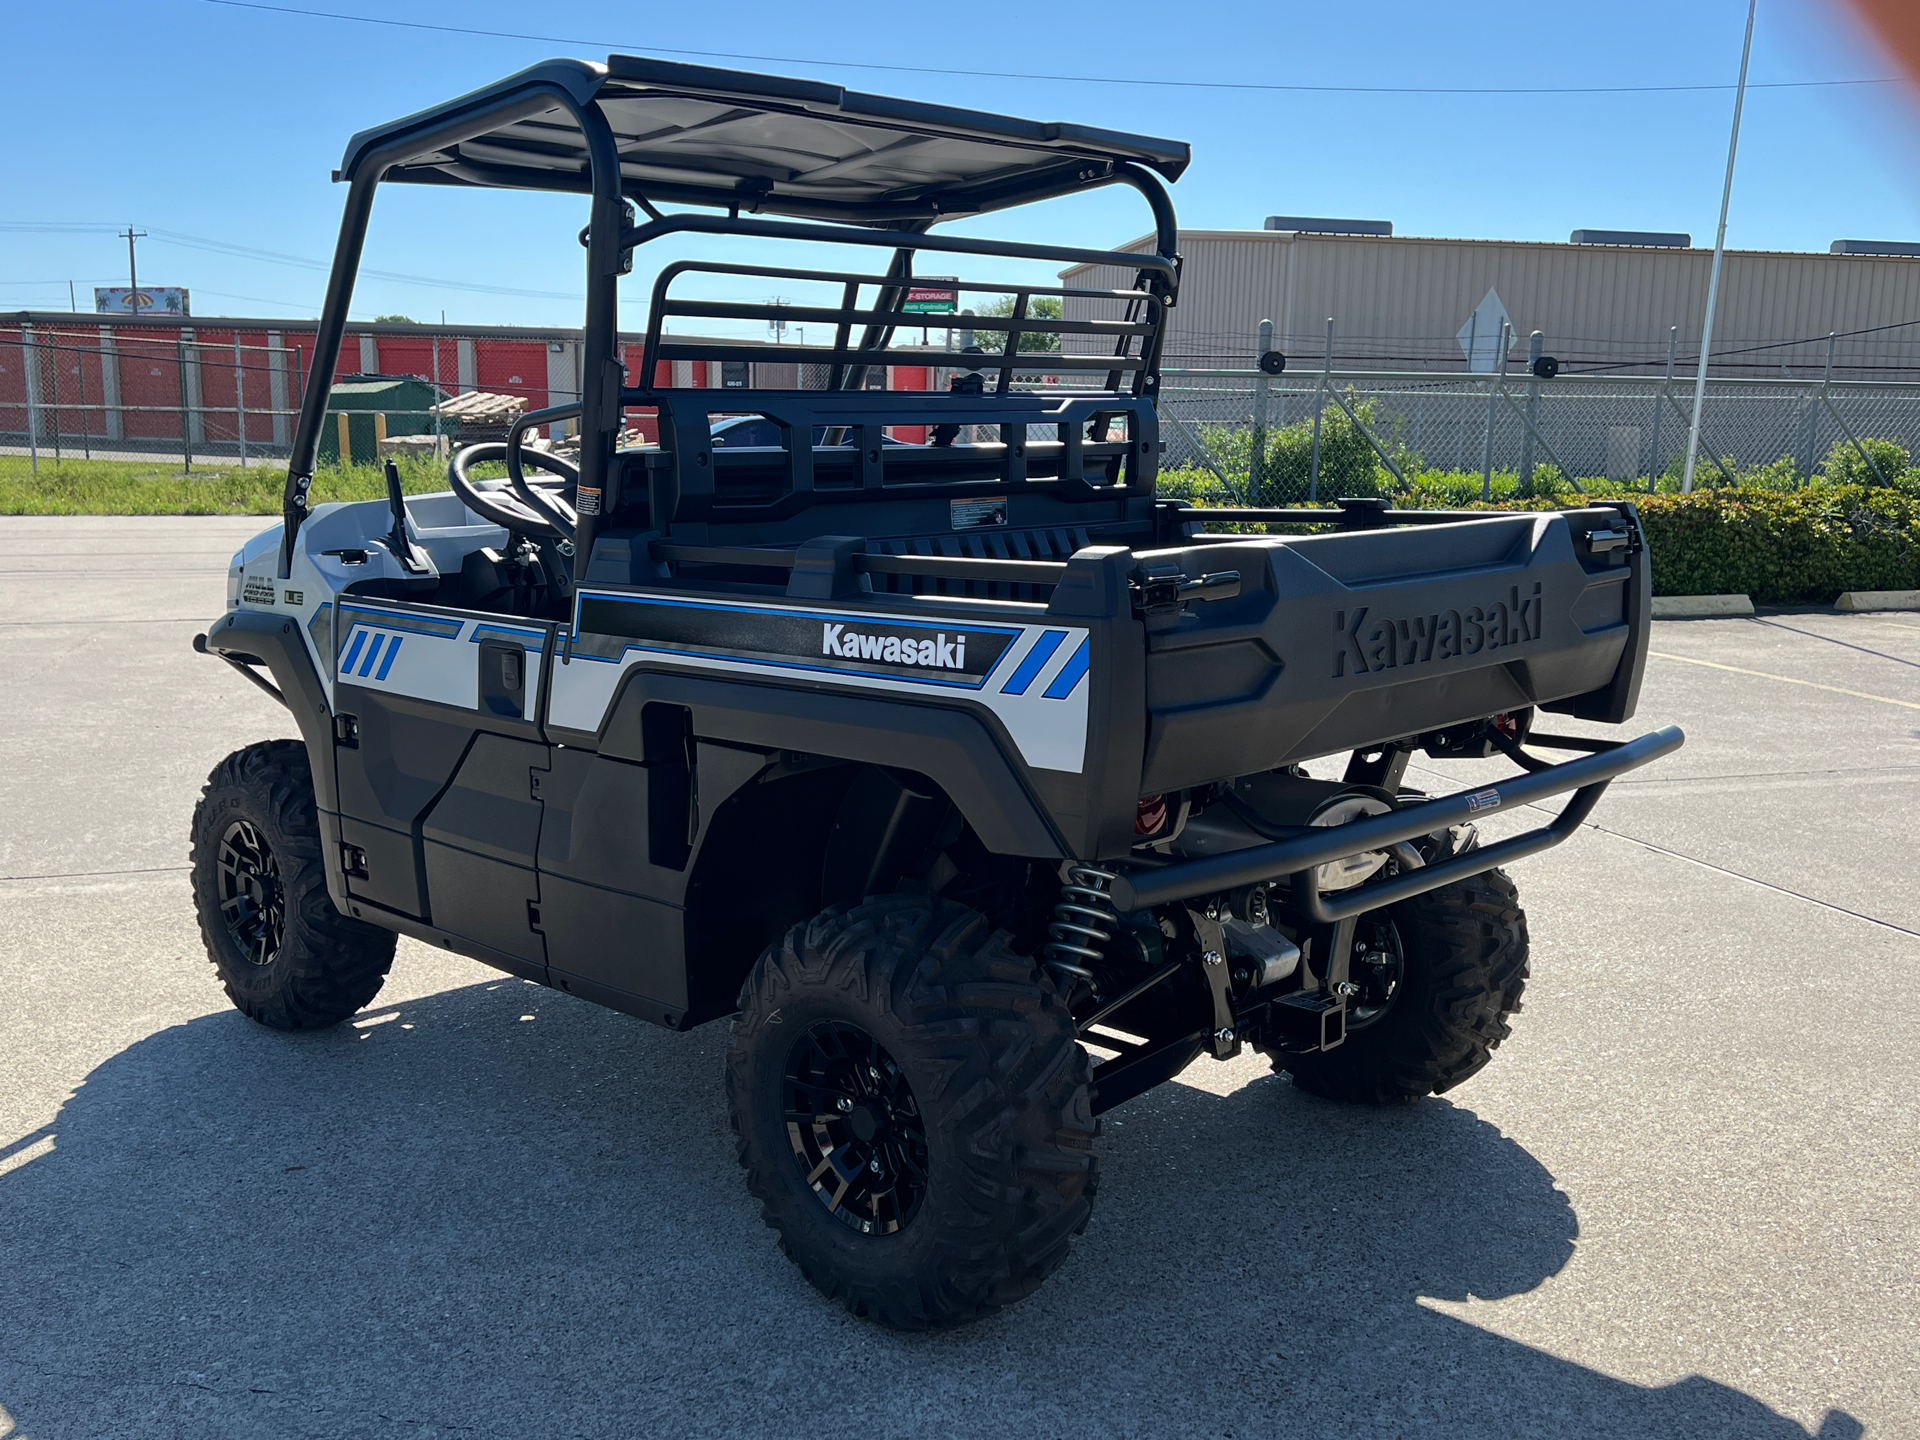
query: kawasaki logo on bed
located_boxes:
[822,623,971,670]
[1332,583,1545,679]
[575,596,1019,688]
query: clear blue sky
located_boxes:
[4,0,1917,335]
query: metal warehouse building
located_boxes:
[1061,223,1920,378]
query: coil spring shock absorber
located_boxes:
[1043,864,1121,987]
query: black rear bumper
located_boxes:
[1109,724,1685,916]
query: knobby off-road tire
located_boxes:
[1273,869,1530,1105]
[727,895,1097,1329]
[190,740,396,1030]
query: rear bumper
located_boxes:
[1109,724,1685,916]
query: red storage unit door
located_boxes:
[332,333,363,383]
[114,327,188,441]
[376,334,458,393]
[12,325,115,441]
[475,340,549,411]
[191,329,236,446]
[0,325,29,438]
[188,328,279,447]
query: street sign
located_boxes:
[1457,288,1511,373]
[903,279,959,315]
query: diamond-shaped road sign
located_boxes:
[1457,288,1513,373]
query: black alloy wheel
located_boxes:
[728,895,1097,1327]
[1346,915,1405,1030]
[784,1021,929,1235]
[191,739,396,1030]
[218,819,284,967]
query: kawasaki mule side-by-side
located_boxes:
[191,56,1680,1328]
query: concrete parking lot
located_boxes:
[1,515,1914,1440]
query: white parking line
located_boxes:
[1647,650,1920,709]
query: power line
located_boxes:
[198,0,1902,99]
[0,221,583,301]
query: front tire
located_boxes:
[190,740,396,1030]
[727,895,1097,1329]
[1270,869,1529,1104]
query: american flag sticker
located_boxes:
[1466,788,1502,813]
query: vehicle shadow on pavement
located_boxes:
[0,974,1863,1440]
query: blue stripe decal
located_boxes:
[573,589,1023,641]
[357,633,386,678]
[1000,629,1066,695]
[337,604,464,640]
[339,631,367,675]
[472,624,544,647]
[1041,637,1091,700]
[570,641,995,689]
[373,634,404,680]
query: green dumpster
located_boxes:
[320,374,444,464]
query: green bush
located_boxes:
[1636,485,1920,602]
[1199,392,1400,504]
[1819,436,1912,488]
[1157,465,1920,604]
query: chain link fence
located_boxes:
[0,319,965,472]
[1157,366,1920,491]
[0,322,585,471]
[2,326,309,468]
[12,316,1919,492]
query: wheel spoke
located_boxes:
[217,819,283,966]
[782,1020,928,1236]
[783,1110,841,1126]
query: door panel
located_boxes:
[327,599,555,940]
[417,734,550,967]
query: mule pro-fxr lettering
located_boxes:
[1333,582,1544,678]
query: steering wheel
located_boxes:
[448,441,578,541]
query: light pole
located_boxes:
[1682,0,1757,494]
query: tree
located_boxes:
[372,314,417,324]
[966,295,1061,354]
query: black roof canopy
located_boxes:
[341,56,1190,226]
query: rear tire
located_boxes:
[727,895,1097,1329]
[1271,869,1529,1104]
[190,740,396,1030]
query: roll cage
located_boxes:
[278,55,1190,580]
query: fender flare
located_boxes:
[200,610,336,803]
[587,667,1065,860]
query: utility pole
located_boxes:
[121,225,147,310]
[1683,0,1757,494]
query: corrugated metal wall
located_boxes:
[1063,231,1920,377]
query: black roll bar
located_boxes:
[571,100,627,578]
[277,81,625,580]
[1107,725,1686,914]
[616,211,1178,286]
[278,92,1180,583]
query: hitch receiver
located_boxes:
[1272,992,1346,1053]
